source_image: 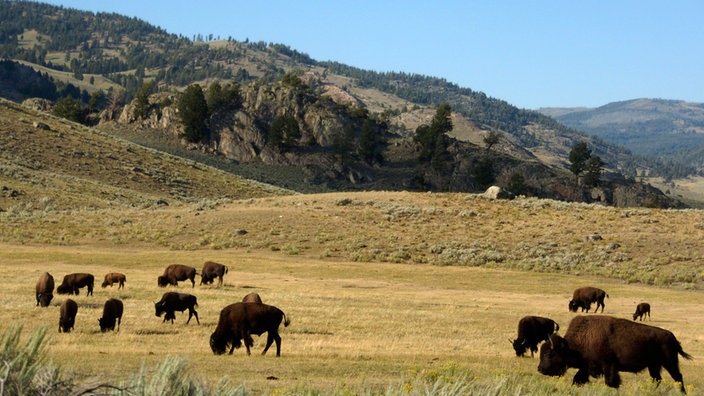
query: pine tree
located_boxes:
[177,84,209,143]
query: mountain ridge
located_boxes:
[0,1,684,208]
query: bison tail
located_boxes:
[283,313,291,327]
[679,346,694,360]
[555,322,560,333]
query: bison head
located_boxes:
[537,335,569,377]
[154,301,165,317]
[56,285,71,295]
[568,300,578,312]
[98,317,109,332]
[157,276,169,287]
[59,317,74,333]
[210,332,228,355]
[37,292,53,307]
[511,338,528,357]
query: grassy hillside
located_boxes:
[0,98,291,212]
[0,192,702,394]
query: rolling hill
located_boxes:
[540,99,704,174]
[0,0,682,208]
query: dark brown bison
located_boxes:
[511,316,559,357]
[157,264,196,288]
[568,286,608,313]
[155,292,199,324]
[538,315,692,393]
[36,272,55,307]
[101,272,126,289]
[242,292,263,303]
[200,261,228,286]
[56,273,94,296]
[98,298,123,332]
[210,302,290,356]
[633,302,651,321]
[59,299,78,333]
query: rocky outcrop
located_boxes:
[104,80,678,208]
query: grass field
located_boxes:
[1,192,703,395]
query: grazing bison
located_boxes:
[157,264,196,288]
[242,292,263,304]
[568,286,608,313]
[155,292,199,324]
[511,316,560,357]
[59,299,78,333]
[200,261,228,286]
[633,302,651,321]
[56,273,94,296]
[101,272,126,289]
[36,272,55,307]
[98,298,123,332]
[538,315,692,393]
[210,302,290,356]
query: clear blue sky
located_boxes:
[41,0,704,109]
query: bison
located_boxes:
[98,298,123,332]
[633,302,651,321]
[538,315,692,393]
[101,272,126,289]
[200,261,228,286]
[242,292,263,304]
[155,292,199,324]
[59,299,78,333]
[157,264,196,288]
[210,302,290,356]
[36,272,55,307]
[511,316,559,357]
[568,286,608,313]
[56,273,94,296]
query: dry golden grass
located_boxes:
[1,191,703,394]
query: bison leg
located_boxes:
[187,308,200,325]
[662,363,687,393]
[529,344,538,358]
[262,331,282,356]
[603,365,621,389]
[244,335,252,356]
[572,368,590,386]
[648,364,663,384]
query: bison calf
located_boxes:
[568,286,608,313]
[200,261,228,286]
[57,273,94,296]
[633,302,651,321]
[59,299,78,333]
[36,272,55,307]
[538,315,692,393]
[511,316,559,357]
[155,292,199,324]
[98,298,123,332]
[210,302,290,356]
[101,272,126,289]
[157,264,196,288]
